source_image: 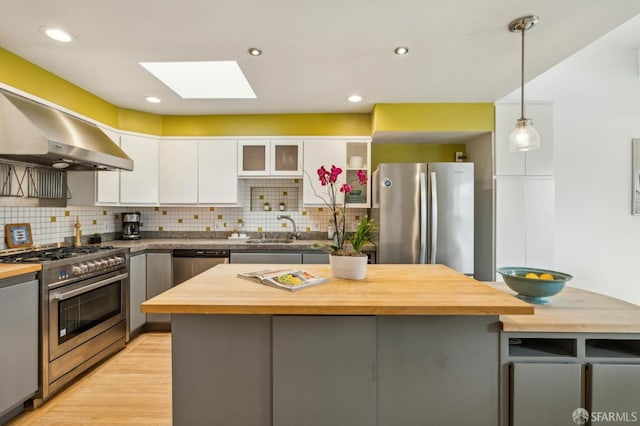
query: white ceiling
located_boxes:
[1,1,639,116]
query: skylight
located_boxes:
[139,61,256,99]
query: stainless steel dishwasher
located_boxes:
[172,249,229,286]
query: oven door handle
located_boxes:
[54,273,128,301]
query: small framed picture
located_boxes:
[5,223,33,248]
[633,139,640,215]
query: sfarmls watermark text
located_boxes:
[573,408,639,424]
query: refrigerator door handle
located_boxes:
[419,172,427,264]
[430,171,438,264]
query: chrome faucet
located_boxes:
[276,215,299,239]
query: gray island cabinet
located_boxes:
[143,263,532,426]
[495,283,640,426]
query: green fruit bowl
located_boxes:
[497,267,573,305]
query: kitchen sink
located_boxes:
[246,239,294,244]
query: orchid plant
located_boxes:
[312,165,376,256]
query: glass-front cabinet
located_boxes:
[345,141,371,207]
[238,140,303,177]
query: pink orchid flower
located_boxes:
[357,169,368,185]
[340,184,353,193]
[317,166,329,186]
[329,165,342,183]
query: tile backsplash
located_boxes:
[0,178,367,249]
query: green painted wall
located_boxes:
[372,103,494,133]
[371,144,466,171]
[118,108,164,135]
[162,113,371,136]
[0,47,119,127]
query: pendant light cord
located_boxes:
[519,20,525,121]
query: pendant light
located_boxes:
[508,15,540,152]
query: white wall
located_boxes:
[500,37,640,304]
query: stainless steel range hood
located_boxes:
[0,89,133,171]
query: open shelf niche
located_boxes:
[250,186,299,212]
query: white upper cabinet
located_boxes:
[302,139,371,207]
[238,140,269,176]
[67,127,122,205]
[159,139,199,204]
[198,139,239,204]
[270,140,303,176]
[495,176,555,272]
[96,127,121,204]
[120,134,159,204]
[238,140,303,176]
[303,139,347,206]
[495,102,554,176]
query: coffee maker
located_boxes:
[121,212,141,240]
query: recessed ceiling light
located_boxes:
[140,61,257,99]
[394,46,409,55]
[145,96,162,104]
[248,47,262,56]
[347,94,363,103]
[41,27,74,43]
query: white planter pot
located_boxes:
[329,254,368,280]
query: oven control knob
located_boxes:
[115,256,124,265]
[79,263,89,274]
[86,261,97,272]
[108,257,117,267]
[97,259,107,269]
[72,265,82,276]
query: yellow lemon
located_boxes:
[540,273,554,280]
[524,272,539,279]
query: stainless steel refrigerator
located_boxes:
[371,162,474,275]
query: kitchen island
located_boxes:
[142,264,532,426]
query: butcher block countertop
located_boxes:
[142,263,533,316]
[492,282,640,333]
[0,263,41,280]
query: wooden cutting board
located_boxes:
[4,223,33,248]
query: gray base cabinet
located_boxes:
[377,316,499,426]
[171,314,500,426]
[230,252,302,264]
[129,252,147,335]
[273,316,376,426]
[301,252,329,264]
[500,333,640,426]
[146,251,172,323]
[510,363,581,426]
[0,275,38,420]
[589,364,640,425]
[172,315,272,426]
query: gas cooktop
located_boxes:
[0,245,117,264]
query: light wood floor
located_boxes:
[7,333,172,425]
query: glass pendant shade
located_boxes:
[509,118,540,152]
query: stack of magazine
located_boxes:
[238,268,329,292]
